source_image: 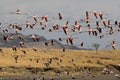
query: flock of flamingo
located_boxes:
[0,9,120,50]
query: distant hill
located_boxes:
[0,33,90,50]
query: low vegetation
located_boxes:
[0,48,120,76]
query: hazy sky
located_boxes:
[0,0,120,16]
[0,0,120,50]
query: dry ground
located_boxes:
[0,48,120,77]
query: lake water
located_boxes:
[0,0,120,50]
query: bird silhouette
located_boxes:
[58,13,63,20]
[86,11,90,23]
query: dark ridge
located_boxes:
[0,33,90,50]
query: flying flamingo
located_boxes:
[93,11,98,19]
[31,34,40,42]
[19,41,25,47]
[16,10,21,14]
[44,15,48,22]
[99,12,103,20]
[96,21,102,33]
[117,22,120,32]
[52,24,60,30]
[115,21,118,25]
[62,21,69,35]
[63,25,68,35]
[2,29,8,33]
[10,9,21,14]
[74,20,79,29]
[10,9,28,15]
[78,25,82,33]
[80,42,84,46]
[108,20,111,27]
[58,13,63,20]
[73,21,82,32]
[30,22,36,29]
[109,27,114,35]
[87,25,93,35]
[111,40,116,50]
[96,21,99,26]
[86,11,90,23]
[102,19,107,27]
[33,15,38,22]
[12,46,17,51]
[31,34,36,42]
[66,36,74,45]
[26,21,30,28]
[39,16,48,26]
[3,35,9,42]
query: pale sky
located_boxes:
[0,0,120,16]
[0,0,120,50]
